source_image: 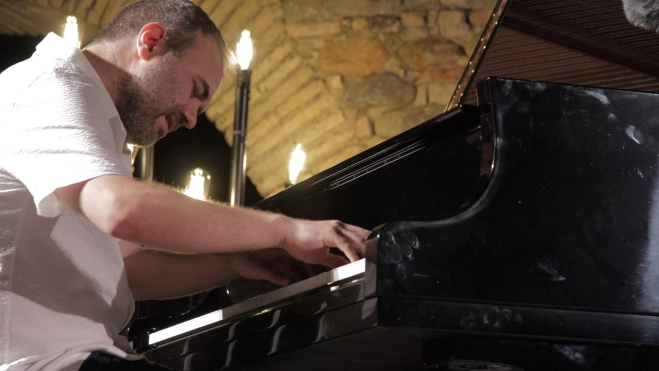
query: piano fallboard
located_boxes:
[142,259,366,348]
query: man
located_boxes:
[0,1,368,370]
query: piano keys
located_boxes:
[145,259,366,347]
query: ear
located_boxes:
[136,22,167,61]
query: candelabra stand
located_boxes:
[228,69,251,206]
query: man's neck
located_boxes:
[81,46,125,105]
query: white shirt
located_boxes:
[0,33,137,370]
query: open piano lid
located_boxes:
[449,0,659,110]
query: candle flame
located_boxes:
[63,16,80,48]
[184,168,211,200]
[236,30,253,70]
[288,144,306,185]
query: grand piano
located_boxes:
[128,0,659,369]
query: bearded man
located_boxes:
[0,1,367,370]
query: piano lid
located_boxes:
[448,0,659,110]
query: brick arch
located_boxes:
[0,0,496,197]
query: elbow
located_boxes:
[77,175,145,241]
[105,213,138,241]
[97,192,142,241]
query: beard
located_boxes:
[116,53,185,146]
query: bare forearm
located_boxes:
[59,174,368,267]
[124,249,238,300]
[81,175,290,254]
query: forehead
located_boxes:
[179,33,224,93]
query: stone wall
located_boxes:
[202,0,497,197]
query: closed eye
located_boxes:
[192,81,199,97]
[192,76,210,116]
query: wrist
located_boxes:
[271,213,296,252]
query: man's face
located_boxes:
[117,32,224,146]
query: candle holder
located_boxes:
[228,30,253,207]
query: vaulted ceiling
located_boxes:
[0,0,123,44]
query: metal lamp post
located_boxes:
[139,147,154,181]
[228,30,253,207]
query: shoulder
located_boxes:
[9,56,108,120]
[1,54,93,96]
[31,58,99,100]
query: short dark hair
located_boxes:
[90,0,231,69]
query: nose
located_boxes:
[180,102,199,129]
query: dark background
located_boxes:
[0,34,263,206]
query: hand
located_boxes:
[226,248,305,287]
[279,219,369,267]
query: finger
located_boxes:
[336,237,360,262]
[342,223,370,239]
[342,232,367,257]
[333,223,368,249]
[333,227,367,257]
[321,253,349,269]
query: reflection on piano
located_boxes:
[128,0,659,369]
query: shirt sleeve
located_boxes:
[1,62,131,218]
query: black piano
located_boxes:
[128,0,659,369]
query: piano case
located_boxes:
[131,0,659,369]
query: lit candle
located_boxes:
[63,16,80,48]
[236,30,253,70]
[288,144,306,185]
[184,168,211,200]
